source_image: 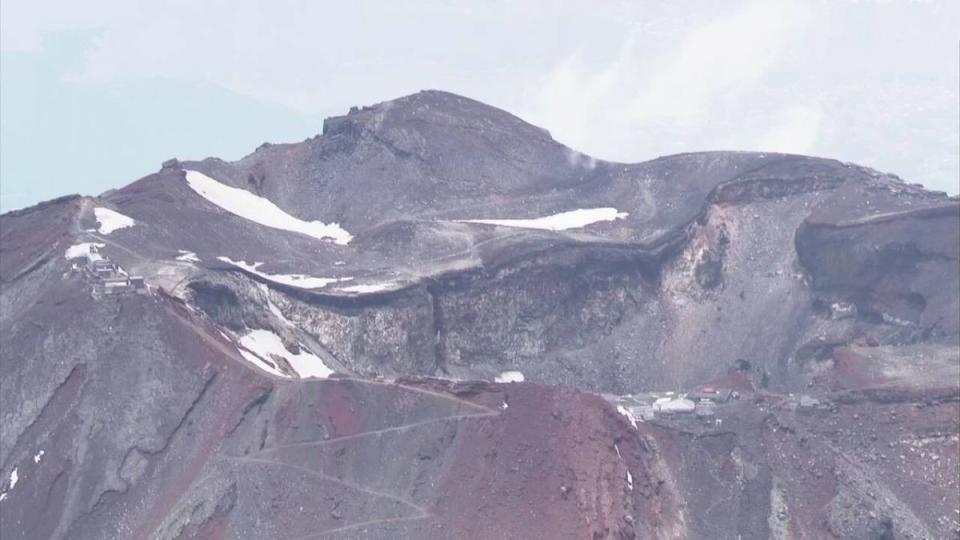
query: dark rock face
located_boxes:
[1,90,957,539]
[797,205,960,337]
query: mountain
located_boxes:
[1,90,957,539]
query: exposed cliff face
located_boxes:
[166,152,957,394]
[1,90,957,539]
[797,204,960,337]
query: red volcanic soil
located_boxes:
[426,381,681,540]
[166,376,685,539]
[826,347,879,390]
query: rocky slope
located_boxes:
[1,90,957,539]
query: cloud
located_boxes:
[531,36,637,153]
[36,1,619,115]
[0,0,134,52]
[756,104,822,154]
[523,0,818,160]
[629,0,813,124]
[2,0,957,202]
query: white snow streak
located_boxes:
[64,242,105,260]
[495,371,525,383]
[616,405,638,429]
[237,347,287,378]
[337,282,397,294]
[185,170,352,244]
[175,250,200,263]
[626,470,633,491]
[218,257,351,289]
[33,450,44,464]
[93,207,136,234]
[258,284,292,325]
[8,468,18,490]
[239,329,333,379]
[457,208,628,231]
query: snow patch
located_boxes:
[33,450,44,464]
[495,370,525,383]
[64,242,105,261]
[500,401,509,410]
[626,469,633,491]
[8,468,17,490]
[218,257,351,289]
[881,312,913,327]
[93,207,136,234]
[239,329,333,379]
[617,405,639,429]
[258,284,292,325]
[337,282,397,294]
[457,207,628,231]
[237,347,287,378]
[175,250,200,263]
[185,170,352,244]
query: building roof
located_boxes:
[688,387,732,402]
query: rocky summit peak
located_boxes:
[322,89,552,142]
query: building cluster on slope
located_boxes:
[72,244,146,296]
[611,385,738,425]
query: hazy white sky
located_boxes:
[1,0,957,210]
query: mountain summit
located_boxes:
[2,91,958,539]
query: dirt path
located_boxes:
[250,409,498,458]
[286,514,432,539]
[139,291,504,538]
[84,231,151,263]
[325,376,500,414]
[230,456,429,514]
[231,380,502,538]
[391,381,499,414]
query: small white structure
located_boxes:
[695,398,717,417]
[64,242,105,261]
[653,397,695,414]
[495,370,525,383]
